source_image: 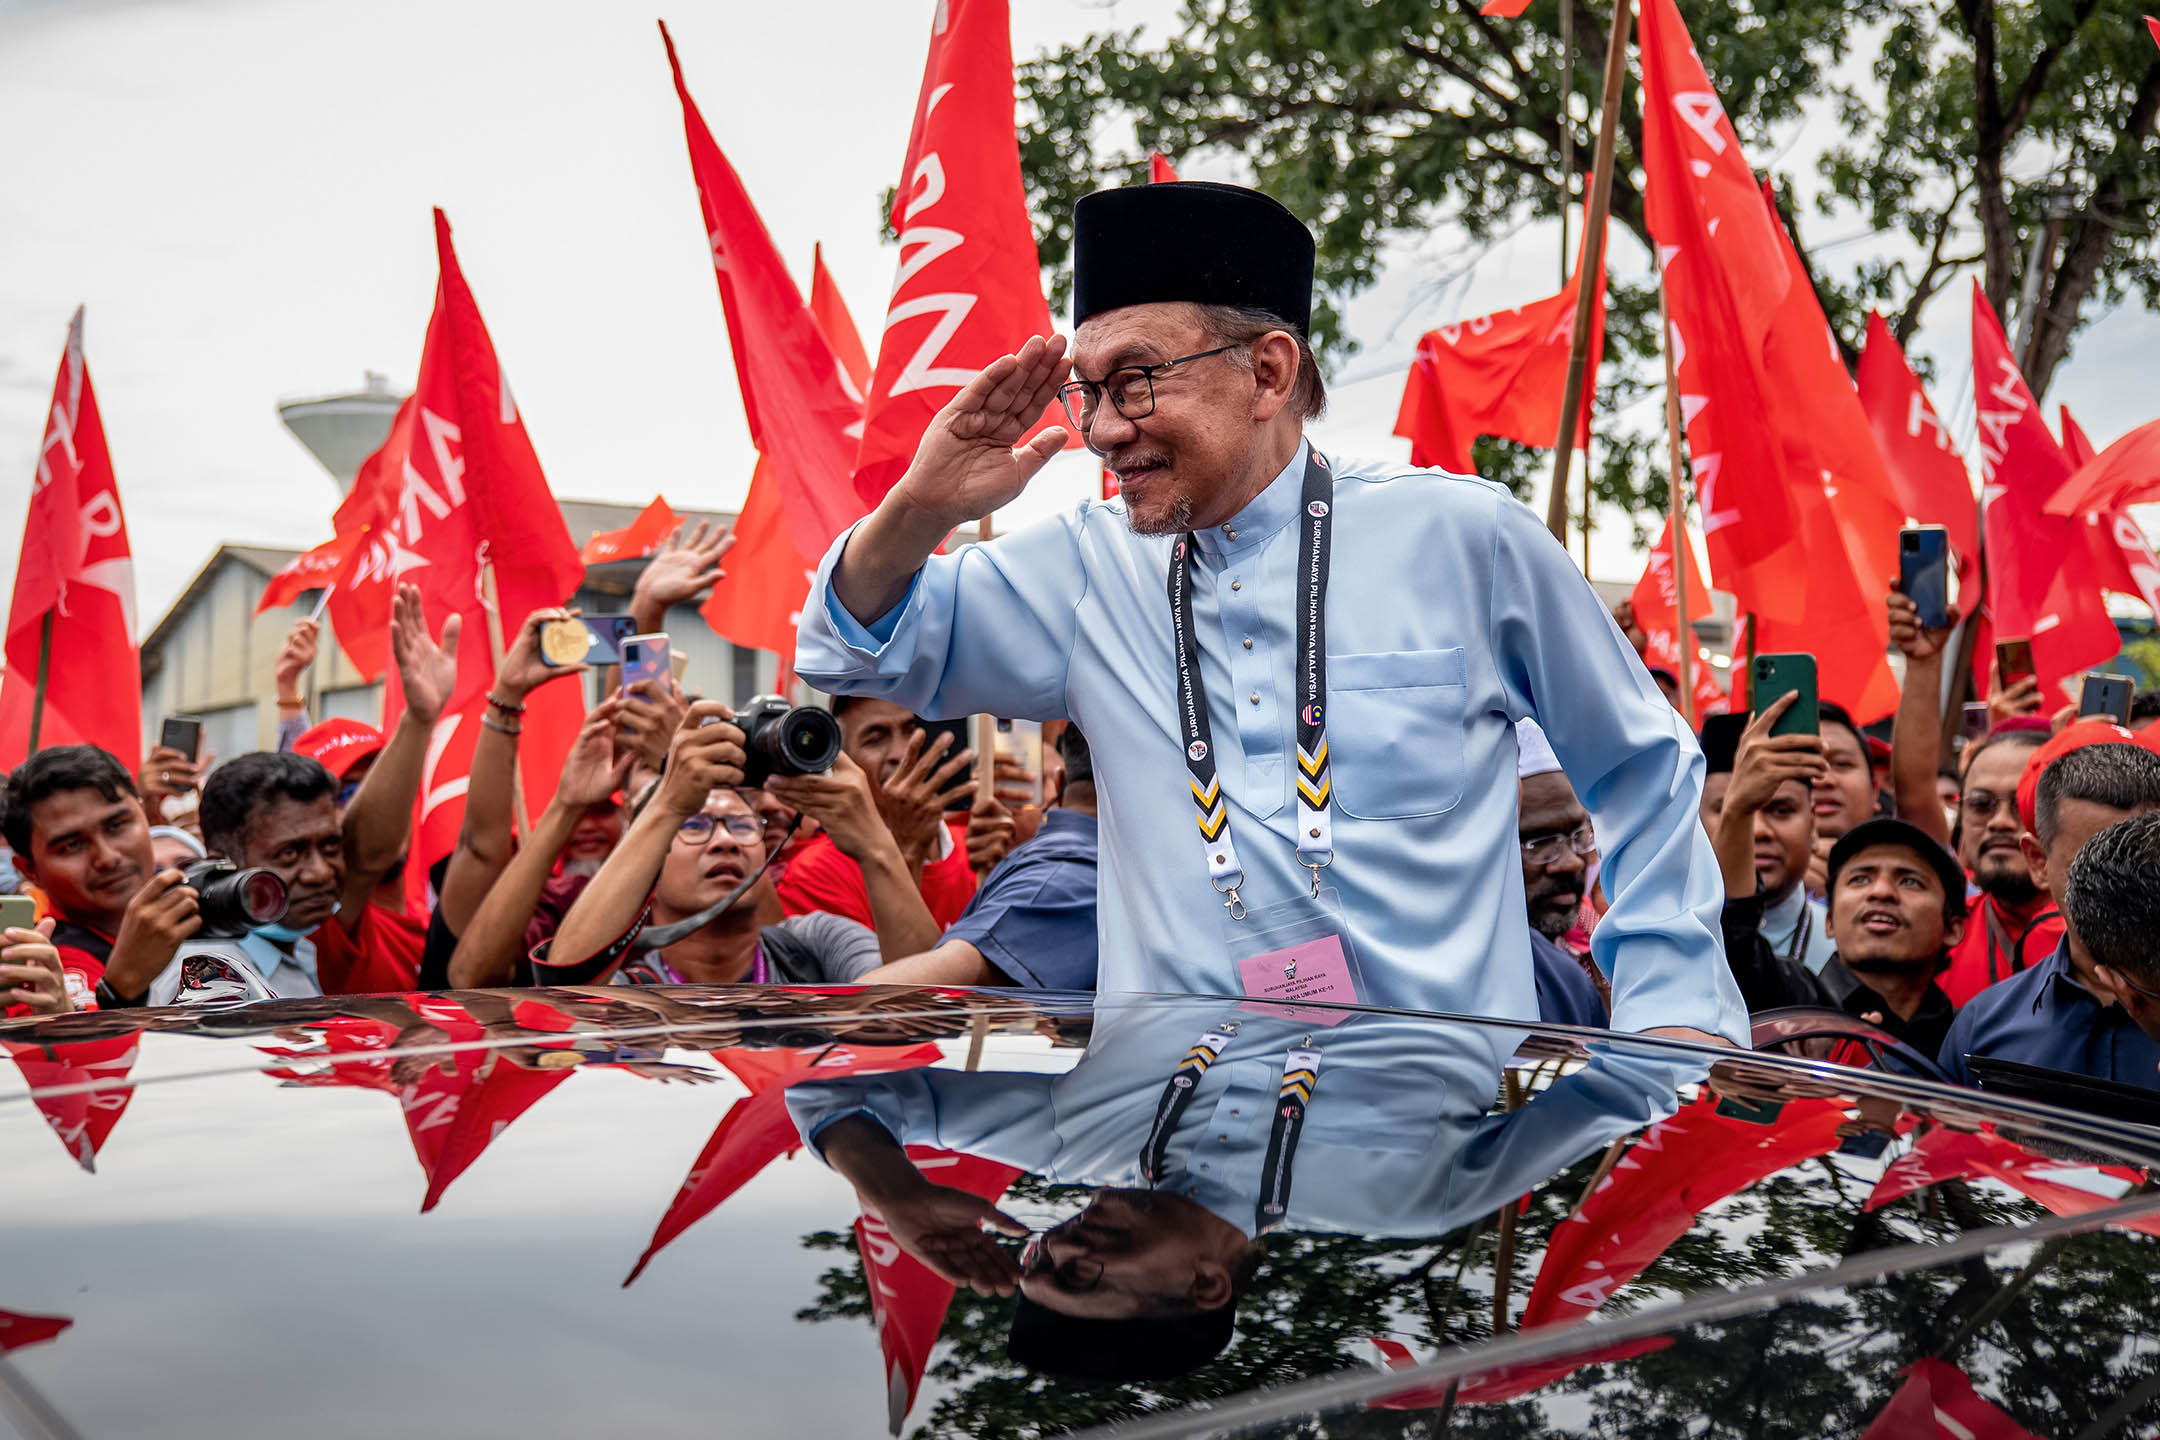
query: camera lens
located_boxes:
[238,869,288,926]
[786,713,841,770]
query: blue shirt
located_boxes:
[941,808,1098,989]
[1532,930,1609,1028]
[1937,940,2160,1091]
[797,440,1745,1040]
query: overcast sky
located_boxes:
[3,0,2155,635]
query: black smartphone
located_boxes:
[160,715,203,760]
[2079,672,2135,725]
[917,717,977,809]
[1751,653,1820,737]
[1960,702,1990,743]
[1898,526,1952,629]
[1996,638,2036,693]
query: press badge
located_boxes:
[1224,886,1365,1026]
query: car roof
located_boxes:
[4,986,2158,1439]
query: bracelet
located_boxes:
[275,696,307,710]
[480,713,523,737]
[486,693,527,714]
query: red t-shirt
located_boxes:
[314,903,424,996]
[775,816,978,931]
[1940,893,2065,1007]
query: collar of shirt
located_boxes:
[237,930,322,994]
[1189,438,1309,563]
[1033,809,1098,846]
[2031,938,2104,1015]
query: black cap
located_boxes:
[1826,818,1969,918]
[1006,1293,1235,1382]
[1072,182,1316,332]
[1699,712,1748,775]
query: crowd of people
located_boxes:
[4,178,2159,1108]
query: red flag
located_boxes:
[702,458,816,678]
[1865,1123,2157,1234]
[254,530,367,615]
[1629,515,1724,715]
[1394,238,1604,474]
[1479,0,1538,16]
[1640,0,1802,603]
[405,1052,573,1213]
[580,496,682,566]
[327,396,418,681]
[1861,1359,2044,1440]
[372,212,588,912]
[1970,283,2121,696]
[662,22,866,563]
[1371,1333,1671,1407]
[0,308,140,768]
[810,244,875,398]
[2048,416,2160,517]
[854,0,1067,508]
[1521,1093,1847,1330]
[1856,313,1980,597]
[0,1309,73,1354]
[1148,151,1181,183]
[2,1035,139,1171]
[2060,406,2099,466]
[2148,15,2160,48]
[625,1042,944,1285]
[858,1148,1024,1431]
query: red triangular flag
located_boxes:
[662,22,867,563]
[580,496,682,566]
[2148,15,2160,48]
[255,530,367,615]
[810,243,875,398]
[1629,515,1725,715]
[3,1035,139,1171]
[0,308,141,768]
[327,396,418,681]
[702,457,815,680]
[859,1148,1024,1432]
[2049,416,2160,517]
[1394,224,1604,474]
[1856,313,1980,599]
[2059,406,2099,466]
[1861,1359,2044,1440]
[0,1308,73,1354]
[1148,151,1181,183]
[1970,283,2121,697]
[854,0,1069,509]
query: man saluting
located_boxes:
[799,181,1741,1044]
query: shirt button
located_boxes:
[1224,525,1239,540]
[1249,692,1261,705]
[1230,579,1242,591]
[1242,636,1253,649]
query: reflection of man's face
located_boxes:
[1019,1189,1239,1320]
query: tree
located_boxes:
[1012,0,2160,514]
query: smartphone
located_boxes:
[997,718,1046,807]
[669,648,690,684]
[2079,671,2135,725]
[1960,701,1991,743]
[1996,638,2036,693]
[580,615,639,665]
[0,894,37,934]
[619,633,671,696]
[160,715,203,760]
[1751,653,1820,737]
[1898,526,1952,629]
[918,717,977,809]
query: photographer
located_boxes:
[540,702,937,985]
[2,745,202,1011]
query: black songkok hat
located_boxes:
[1072,182,1316,333]
[1006,1292,1235,1382]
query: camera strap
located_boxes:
[1168,448,1334,921]
[632,812,803,952]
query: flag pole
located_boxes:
[477,559,532,839]
[1658,277,1696,730]
[971,513,1000,803]
[1545,0,1633,543]
[27,612,54,754]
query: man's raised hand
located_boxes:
[890,334,1072,530]
[391,584,461,725]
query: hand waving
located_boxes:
[557,701,635,810]
[873,1185,1028,1297]
[631,520,735,629]
[392,584,461,725]
[889,334,1072,530]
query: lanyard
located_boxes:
[1779,902,1813,966]
[1168,448,1335,920]
[1138,1021,1321,1235]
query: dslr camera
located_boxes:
[180,859,291,939]
[732,695,842,789]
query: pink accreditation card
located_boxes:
[1235,933,1358,1027]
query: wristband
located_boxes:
[95,977,147,1010]
[481,713,522,737]
[275,697,307,710]
[487,694,528,715]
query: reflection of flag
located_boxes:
[0,308,140,768]
[1371,1332,1671,1407]
[1865,1123,2156,1233]
[1860,1358,2043,1440]
[0,1308,73,1354]
[2,1035,139,1171]
[859,1148,1023,1433]
[255,530,366,615]
[625,1043,944,1284]
[1522,1093,1847,1329]
[580,496,682,565]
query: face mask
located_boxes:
[252,921,312,944]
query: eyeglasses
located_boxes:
[1961,790,2011,820]
[675,812,764,846]
[1521,822,1597,867]
[2112,967,2160,1003]
[1057,345,1245,446]
[335,780,362,809]
[1019,1231,1104,1292]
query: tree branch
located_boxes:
[2001,0,2105,137]
[1893,181,1978,345]
[1400,37,1522,119]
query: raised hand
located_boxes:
[766,753,893,865]
[657,701,747,817]
[274,617,320,704]
[872,1185,1027,1297]
[877,729,975,864]
[631,520,735,630]
[496,606,586,701]
[615,678,688,775]
[557,701,634,810]
[2,919,72,1015]
[1886,590,1956,663]
[888,334,1072,531]
[391,584,461,725]
[1726,693,1828,816]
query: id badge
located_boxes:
[1222,886,1365,1027]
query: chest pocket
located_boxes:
[1328,648,1469,819]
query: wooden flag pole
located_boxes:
[26,612,54,754]
[1545,0,1634,543]
[971,514,1000,801]
[1658,279,1697,730]
[477,559,532,839]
